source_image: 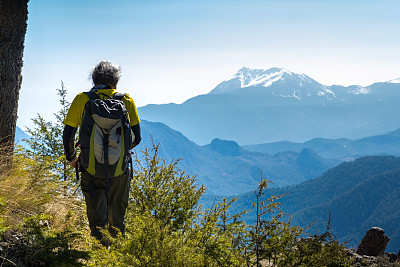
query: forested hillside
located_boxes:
[202,156,400,252]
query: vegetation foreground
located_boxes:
[0,87,396,266]
[0,142,357,267]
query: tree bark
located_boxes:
[0,0,29,166]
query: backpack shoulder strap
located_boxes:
[84,91,100,100]
[113,93,126,101]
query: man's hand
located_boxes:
[69,157,79,168]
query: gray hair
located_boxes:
[91,60,121,86]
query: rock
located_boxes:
[356,227,390,256]
[346,248,362,263]
[345,248,379,266]
[385,252,397,262]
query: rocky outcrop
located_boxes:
[343,227,399,266]
[356,227,390,256]
[346,249,399,266]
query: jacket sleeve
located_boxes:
[63,125,77,161]
[122,94,140,126]
[131,123,141,149]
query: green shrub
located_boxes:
[130,144,206,230]
[280,219,353,266]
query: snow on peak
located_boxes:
[388,78,400,84]
[209,66,335,99]
[348,86,370,95]
[233,67,296,88]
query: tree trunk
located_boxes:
[0,0,29,168]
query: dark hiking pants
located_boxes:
[81,171,130,241]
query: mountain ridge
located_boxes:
[243,127,400,159]
[136,120,340,195]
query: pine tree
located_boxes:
[23,81,76,185]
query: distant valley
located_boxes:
[135,120,339,195]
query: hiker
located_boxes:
[62,60,141,242]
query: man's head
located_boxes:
[91,60,121,87]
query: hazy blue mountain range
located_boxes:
[201,156,400,252]
[138,67,400,145]
[16,120,400,196]
[136,120,339,195]
[15,121,338,195]
[243,128,400,160]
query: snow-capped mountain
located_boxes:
[209,67,336,100]
[139,67,400,145]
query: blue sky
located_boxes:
[19,0,400,128]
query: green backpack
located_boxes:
[79,91,134,182]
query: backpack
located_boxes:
[78,91,134,181]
